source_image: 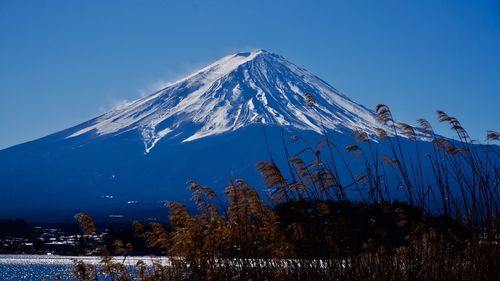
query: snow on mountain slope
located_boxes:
[66,49,388,153]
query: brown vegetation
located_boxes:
[69,103,499,280]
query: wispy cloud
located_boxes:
[98,98,134,114]
[99,47,259,114]
[137,61,212,97]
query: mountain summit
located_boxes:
[66,50,383,153]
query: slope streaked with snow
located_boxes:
[67,50,389,153]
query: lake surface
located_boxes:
[0,255,164,280]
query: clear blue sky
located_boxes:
[0,0,499,149]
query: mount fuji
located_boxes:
[0,50,425,221]
[67,49,385,152]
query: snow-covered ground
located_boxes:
[66,49,392,153]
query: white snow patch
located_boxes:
[144,127,173,154]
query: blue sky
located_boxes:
[0,0,499,149]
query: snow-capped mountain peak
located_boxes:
[67,49,385,153]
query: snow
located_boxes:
[144,127,173,154]
[66,49,406,153]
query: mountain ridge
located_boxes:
[61,49,392,154]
